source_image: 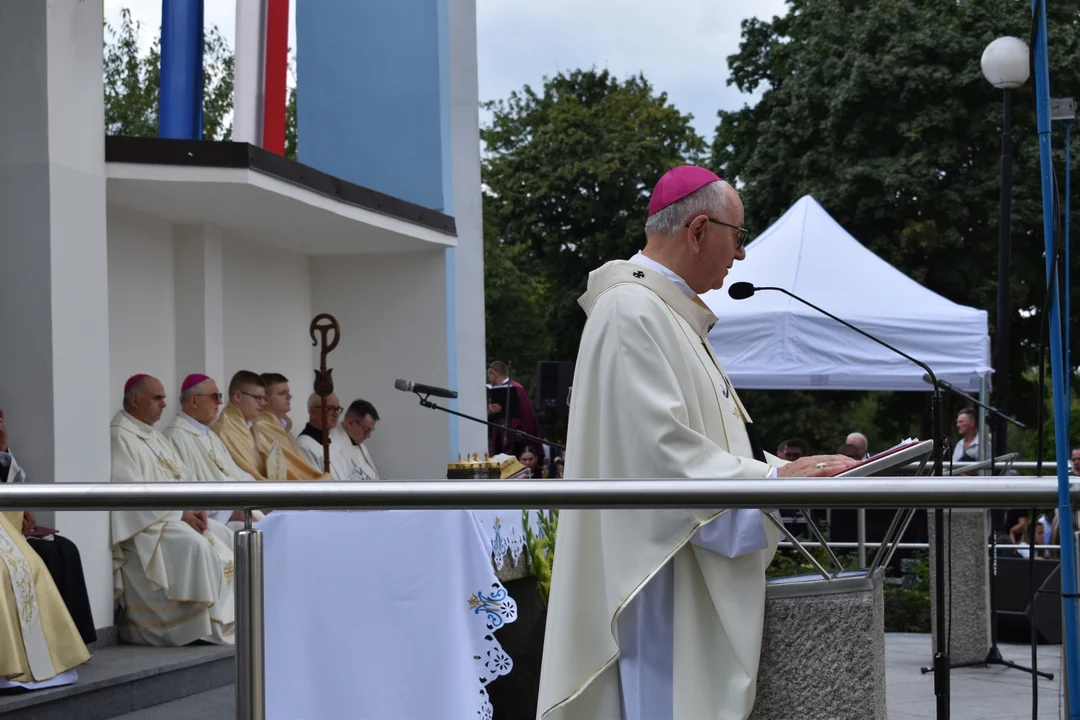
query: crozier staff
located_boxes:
[536,166,855,720]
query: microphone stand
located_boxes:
[930,377,1026,430]
[752,286,951,719]
[930,380,1052,679]
[410,392,565,453]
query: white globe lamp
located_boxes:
[980,37,1030,90]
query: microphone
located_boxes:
[921,373,1026,429]
[727,282,756,300]
[394,379,458,399]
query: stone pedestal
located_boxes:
[751,570,886,720]
[928,509,991,664]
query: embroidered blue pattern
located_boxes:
[468,585,517,629]
[490,517,508,561]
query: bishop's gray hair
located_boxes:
[644,180,730,237]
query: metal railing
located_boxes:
[0,476,1075,720]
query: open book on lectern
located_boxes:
[829,438,934,478]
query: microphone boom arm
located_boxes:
[412,393,565,453]
[752,285,950,713]
[931,376,1026,429]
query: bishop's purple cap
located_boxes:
[647,165,722,216]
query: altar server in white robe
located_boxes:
[298,395,381,481]
[537,166,855,720]
[296,392,349,480]
[163,374,264,530]
[336,399,381,482]
[110,374,236,646]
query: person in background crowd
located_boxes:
[845,432,869,459]
[778,437,809,462]
[519,445,543,478]
[837,443,862,461]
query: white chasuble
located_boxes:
[332,426,380,482]
[110,410,236,646]
[164,413,265,529]
[296,430,350,481]
[0,511,90,687]
[537,261,785,720]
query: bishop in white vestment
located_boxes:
[110,374,236,646]
[537,167,854,720]
[163,374,265,530]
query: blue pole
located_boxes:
[158,0,205,140]
[1031,1,1080,713]
[1064,124,1071,396]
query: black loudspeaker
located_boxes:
[994,557,1062,644]
[535,361,573,411]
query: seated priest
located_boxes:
[0,416,90,690]
[110,374,235,646]
[338,399,381,482]
[296,392,348,480]
[213,371,327,481]
[163,374,265,529]
[0,410,97,645]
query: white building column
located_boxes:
[174,225,226,388]
[448,0,488,456]
[0,0,113,628]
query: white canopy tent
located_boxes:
[701,196,992,392]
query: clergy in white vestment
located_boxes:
[0,410,89,689]
[536,166,856,720]
[296,392,349,480]
[335,399,381,481]
[110,374,236,646]
[163,373,265,530]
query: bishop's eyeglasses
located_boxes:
[686,217,750,248]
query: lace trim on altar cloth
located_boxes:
[468,582,518,719]
[488,516,526,571]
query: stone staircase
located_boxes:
[0,634,235,720]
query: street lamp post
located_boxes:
[981,36,1030,462]
[965,36,1035,683]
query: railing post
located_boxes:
[235,511,265,720]
[857,509,867,567]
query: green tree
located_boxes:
[481,69,707,365]
[104,9,235,139]
[713,0,1080,446]
[483,193,551,393]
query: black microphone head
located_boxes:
[393,379,410,392]
[728,282,755,300]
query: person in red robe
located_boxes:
[486,361,541,458]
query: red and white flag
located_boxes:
[233,0,289,155]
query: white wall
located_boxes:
[310,251,450,479]
[108,207,177,412]
[448,0,488,458]
[0,0,114,631]
[222,238,313,428]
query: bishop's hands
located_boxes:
[777,454,858,478]
[182,510,209,534]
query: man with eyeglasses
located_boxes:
[212,370,327,480]
[164,374,264,529]
[537,166,855,720]
[297,392,348,480]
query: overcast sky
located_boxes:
[103,0,787,138]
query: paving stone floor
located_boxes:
[114,634,1069,719]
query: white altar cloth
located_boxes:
[471,509,545,570]
[260,510,517,720]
